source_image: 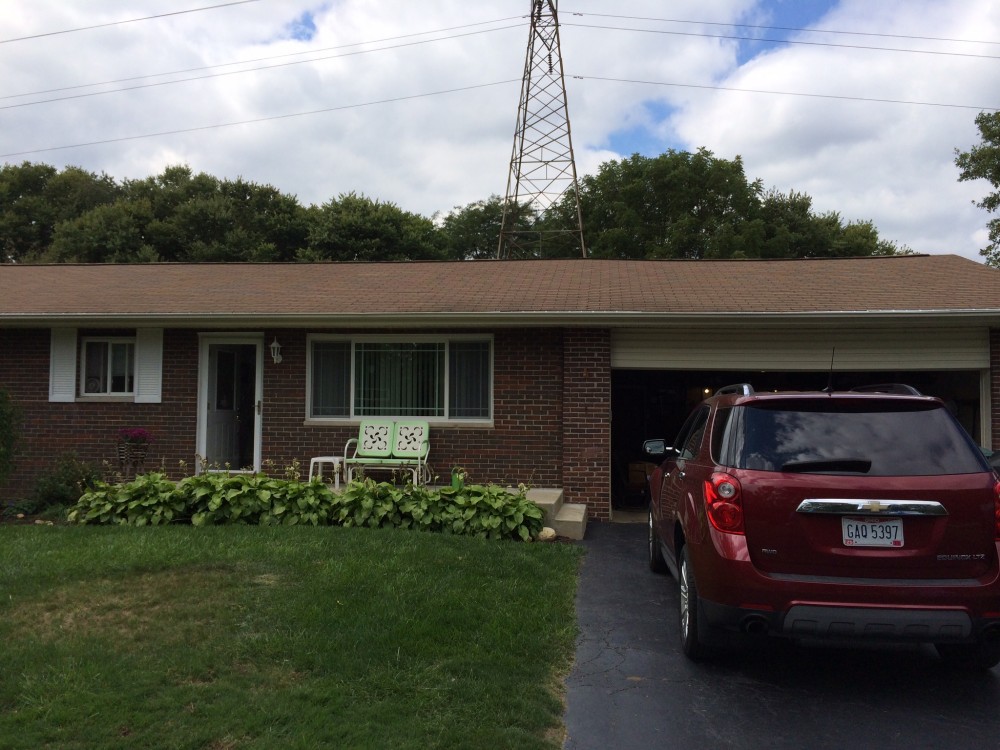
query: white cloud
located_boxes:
[0,0,996,260]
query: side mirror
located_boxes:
[643,439,667,457]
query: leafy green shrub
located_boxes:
[180,472,270,526]
[0,387,20,488]
[442,482,545,541]
[67,472,184,525]
[260,476,336,526]
[18,453,101,516]
[67,471,544,541]
[333,479,543,541]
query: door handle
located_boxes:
[255,400,262,415]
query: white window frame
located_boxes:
[48,328,163,404]
[79,336,136,397]
[306,334,494,425]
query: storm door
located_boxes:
[198,337,262,471]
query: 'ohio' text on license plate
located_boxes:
[842,517,904,547]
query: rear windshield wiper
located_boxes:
[781,459,872,474]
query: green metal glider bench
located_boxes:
[342,420,431,485]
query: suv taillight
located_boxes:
[704,472,744,534]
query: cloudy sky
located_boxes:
[1,0,997,260]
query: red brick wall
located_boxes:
[260,328,567,489]
[991,329,1000,451]
[0,326,614,519]
[0,328,199,500]
[561,329,612,520]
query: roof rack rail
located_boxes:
[715,383,755,396]
[850,383,923,396]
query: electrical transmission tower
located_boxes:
[497,0,586,259]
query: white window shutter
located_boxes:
[49,328,77,402]
[134,328,163,403]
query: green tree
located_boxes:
[438,195,537,260]
[301,192,445,262]
[956,111,1000,266]
[47,199,157,263]
[555,149,764,259]
[47,166,309,263]
[541,151,905,260]
[0,162,119,262]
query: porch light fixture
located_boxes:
[270,337,283,364]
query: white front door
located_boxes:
[198,336,263,471]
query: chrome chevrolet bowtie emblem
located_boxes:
[861,500,889,512]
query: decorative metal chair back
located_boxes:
[359,420,393,456]
[393,421,429,457]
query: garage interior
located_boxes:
[610,368,984,511]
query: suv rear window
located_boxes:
[726,400,987,476]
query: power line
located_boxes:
[563,11,1000,47]
[0,0,261,45]
[561,21,1000,60]
[0,25,522,111]
[0,80,520,159]
[574,74,1000,112]
[1,16,526,102]
[5,70,994,162]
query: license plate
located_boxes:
[842,517,904,547]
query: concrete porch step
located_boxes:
[526,488,588,540]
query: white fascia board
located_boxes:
[3,309,1000,329]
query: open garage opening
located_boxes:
[611,368,985,512]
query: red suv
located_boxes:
[645,384,1000,669]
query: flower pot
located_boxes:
[117,441,148,478]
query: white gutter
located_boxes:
[2,309,1000,328]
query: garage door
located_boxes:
[611,327,990,371]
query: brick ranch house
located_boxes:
[2,255,1000,522]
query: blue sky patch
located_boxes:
[735,0,840,64]
[287,11,318,41]
[604,100,682,157]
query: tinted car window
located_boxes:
[711,406,734,464]
[734,400,988,476]
[672,406,709,460]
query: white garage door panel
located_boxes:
[611,328,990,370]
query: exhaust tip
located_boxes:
[740,614,770,636]
[981,623,1000,642]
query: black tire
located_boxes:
[679,545,714,660]
[648,505,668,573]
[935,641,1000,671]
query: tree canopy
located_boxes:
[0,152,908,264]
[523,149,906,259]
[956,111,1000,267]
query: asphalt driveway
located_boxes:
[562,520,682,750]
[561,520,1000,750]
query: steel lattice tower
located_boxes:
[497,0,586,259]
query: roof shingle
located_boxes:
[1,255,998,323]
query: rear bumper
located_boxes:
[692,533,1000,644]
[702,599,1000,643]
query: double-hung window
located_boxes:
[81,338,135,396]
[309,336,492,421]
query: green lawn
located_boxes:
[0,525,583,749]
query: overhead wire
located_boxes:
[0,80,521,159]
[3,8,997,159]
[559,22,1000,60]
[1,15,527,102]
[0,24,524,111]
[0,0,261,44]
[561,11,1000,47]
[572,75,999,112]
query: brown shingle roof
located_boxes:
[1,255,998,325]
